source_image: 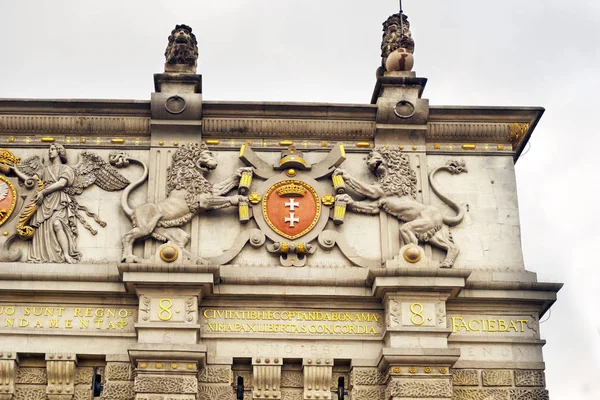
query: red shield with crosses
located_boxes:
[262,180,321,240]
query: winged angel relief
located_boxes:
[2,144,129,263]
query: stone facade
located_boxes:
[0,16,560,400]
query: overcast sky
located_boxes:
[1,1,598,398]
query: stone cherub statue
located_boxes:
[333,147,467,268]
[3,144,129,263]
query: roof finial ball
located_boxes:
[164,24,199,73]
[380,10,415,73]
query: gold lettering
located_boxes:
[487,320,498,332]
[468,320,480,331]
[118,309,128,318]
[33,307,43,316]
[49,320,59,328]
[80,320,89,329]
[19,318,28,327]
[65,320,73,329]
[5,318,14,327]
[95,320,103,329]
[107,309,116,318]
[74,308,83,317]
[517,319,528,332]
[498,319,508,332]
[85,308,93,317]
[107,322,116,330]
[34,320,43,328]
[508,320,518,332]
[56,308,64,317]
[95,309,104,318]
[24,307,31,316]
[45,308,54,316]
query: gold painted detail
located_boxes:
[279,155,307,167]
[0,176,17,226]
[276,183,307,197]
[497,144,505,150]
[424,367,432,374]
[439,368,447,374]
[40,137,55,143]
[280,242,289,253]
[297,242,305,255]
[462,144,476,150]
[451,316,530,333]
[409,367,416,374]
[206,139,220,145]
[393,367,401,373]
[403,246,421,263]
[16,178,44,239]
[356,142,370,148]
[332,174,345,193]
[334,204,346,220]
[508,123,530,146]
[286,168,296,177]
[434,143,441,149]
[159,246,179,263]
[140,363,147,369]
[239,203,250,221]
[248,192,262,204]
[0,149,20,167]
[321,194,335,206]
[279,140,293,146]
[110,138,125,144]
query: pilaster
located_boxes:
[0,353,18,400]
[45,353,77,400]
[252,357,282,399]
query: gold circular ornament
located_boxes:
[171,363,178,369]
[0,175,17,227]
[424,367,431,374]
[321,194,335,206]
[248,192,262,204]
[403,246,421,263]
[139,362,147,369]
[286,168,297,177]
[155,363,163,369]
[159,246,179,263]
[393,367,401,373]
[187,363,195,370]
[439,367,447,374]
[409,367,416,374]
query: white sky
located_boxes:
[1,1,599,398]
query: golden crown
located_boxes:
[0,149,20,167]
[277,183,306,197]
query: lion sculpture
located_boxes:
[164,24,198,66]
[113,143,251,263]
[334,148,467,268]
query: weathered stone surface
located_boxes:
[352,387,385,400]
[387,378,452,397]
[105,362,132,381]
[280,371,303,388]
[281,389,303,400]
[452,369,479,386]
[453,388,509,400]
[352,367,387,386]
[198,366,231,384]
[14,386,48,400]
[514,370,545,387]
[197,384,233,400]
[482,370,513,387]
[508,389,549,400]
[75,367,94,385]
[16,368,47,384]
[98,381,134,399]
[135,375,197,394]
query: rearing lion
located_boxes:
[333,148,467,268]
[112,143,250,263]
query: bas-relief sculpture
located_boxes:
[0,145,130,263]
[334,147,467,268]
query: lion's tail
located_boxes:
[109,152,148,219]
[428,160,468,227]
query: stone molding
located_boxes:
[202,117,375,139]
[303,358,333,400]
[0,115,150,135]
[46,353,77,400]
[0,353,18,400]
[253,357,282,399]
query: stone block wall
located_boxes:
[452,369,548,400]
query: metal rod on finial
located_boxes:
[399,0,404,42]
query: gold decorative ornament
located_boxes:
[356,142,370,148]
[409,367,416,374]
[80,138,86,143]
[276,183,307,197]
[424,367,431,374]
[159,246,179,263]
[297,242,305,255]
[321,194,335,206]
[393,367,401,373]
[16,178,44,239]
[279,140,293,146]
[399,145,404,150]
[8,137,15,143]
[0,148,21,166]
[158,141,164,146]
[173,141,179,146]
[280,242,289,253]
[462,144,476,150]
[171,363,178,369]
[0,176,17,227]
[3,232,8,236]
[497,144,504,150]
[412,146,417,150]
[286,168,296,177]
[508,122,529,146]
[248,192,262,204]
[111,138,125,144]
[41,137,55,143]
[403,246,421,263]
[140,363,147,369]
[187,363,195,370]
[279,155,307,167]
[434,143,440,149]
[156,363,163,369]
[321,141,328,147]
[439,367,447,374]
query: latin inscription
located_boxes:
[200,308,383,338]
[0,304,136,333]
[449,314,539,336]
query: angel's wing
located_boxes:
[0,181,8,202]
[64,151,130,196]
[17,155,44,177]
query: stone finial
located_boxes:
[381,13,415,72]
[164,24,198,73]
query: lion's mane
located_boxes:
[375,147,417,198]
[164,24,198,65]
[166,143,212,195]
